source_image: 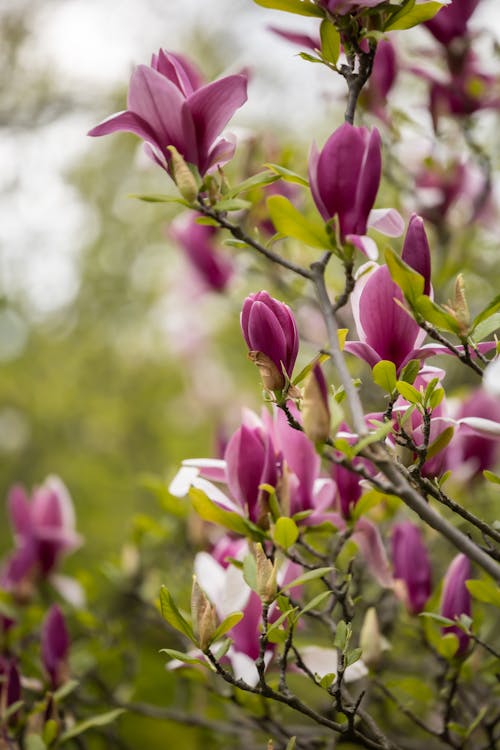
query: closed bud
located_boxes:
[359,607,383,669]
[302,363,330,442]
[167,146,199,203]
[254,544,277,604]
[191,577,217,651]
[248,351,285,392]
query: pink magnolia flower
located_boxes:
[391,521,432,614]
[169,213,233,293]
[445,390,500,478]
[241,291,299,390]
[224,421,278,526]
[88,49,247,177]
[360,40,398,121]
[440,554,471,655]
[41,605,70,688]
[345,215,431,371]
[0,658,21,721]
[2,477,81,591]
[425,0,481,45]
[309,123,403,259]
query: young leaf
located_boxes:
[399,359,420,385]
[267,195,330,248]
[471,294,500,330]
[211,612,244,643]
[273,517,299,549]
[159,649,207,666]
[212,198,251,212]
[372,360,397,393]
[59,709,126,743]
[320,20,340,64]
[418,612,455,626]
[280,566,334,591]
[252,0,324,17]
[189,487,264,540]
[297,590,331,617]
[129,193,190,206]
[466,579,500,607]
[385,1,443,30]
[334,620,349,651]
[159,586,196,643]
[483,469,500,485]
[396,381,421,405]
[437,632,459,660]
[264,163,309,187]
[243,553,258,593]
[285,737,297,750]
[414,295,461,335]
[225,171,279,199]
[425,426,454,461]
[472,312,500,342]
[384,246,424,306]
[345,647,362,667]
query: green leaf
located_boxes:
[471,294,500,329]
[483,469,500,485]
[437,632,459,660]
[298,590,332,618]
[211,612,244,643]
[252,0,324,17]
[212,198,251,212]
[267,607,297,634]
[53,679,79,702]
[472,312,500,342]
[466,578,500,607]
[352,420,394,455]
[59,709,126,743]
[285,737,297,750]
[273,517,299,549]
[320,20,340,64]
[385,1,443,30]
[319,672,336,688]
[345,647,362,667]
[42,720,59,746]
[384,246,424,306]
[214,638,233,661]
[334,620,349,651]
[425,426,454,461]
[426,385,444,410]
[195,216,220,227]
[243,553,258,592]
[396,380,421,404]
[189,487,264,540]
[351,489,385,521]
[159,586,196,643]
[3,700,23,721]
[414,295,461,335]
[280,566,334,592]
[160,648,207,666]
[292,352,330,387]
[129,193,191,206]
[399,359,420,385]
[418,612,455,626]
[372,360,397,393]
[264,163,309,187]
[225,171,279,199]
[25,736,46,750]
[267,195,330,248]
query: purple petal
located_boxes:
[345,234,378,260]
[128,65,197,164]
[225,426,266,517]
[268,26,320,51]
[368,208,405,237]
[308,142,329,221]
[246,301,289,373]
[355,128,382,234]
[206,136,237,173]
[151,49,204,96]
[41,605,70,687]
[8,484,31,537]
[353,517,393,587]
[402,214,431,295]
[440,554,471,654]
[358,266,422,369]
[392,521,431,614]
[88,109,160,148]
[275,408,319,512]
[187,75,247,173]
[343,341,382,369]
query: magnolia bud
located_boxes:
[359,607,383,669]
[254,544,277,604]
[302,363,330,442]
[191,577,217,651]
[167,146,199,203]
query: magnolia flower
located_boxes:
[241,291,299,391]
[2,477,82,592]
[425,0,480,45]
[41,605,70,688]
[309,123,403,259]
[0,658,21,721]
[391,521,432,614]
[360,40,398,122]
[169,213,233,293]
[88,49,247,177]
[445,390,500,478]
[440,554,471,655]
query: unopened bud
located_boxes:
[255,544,277,604]
[359,607,383,669]
[443,274,470,335]
[167,146,199,203]
[302,364,330,442]
[191,577,217,651]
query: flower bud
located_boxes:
[359,607,383,669]
[41,605,70,688]
[440,554,471,656]
[254,544,277,604]
[241,291,299,392]
[167,146,199,202]
[191,577,218,651]
[391,521,432,614]
[302,363,331,443]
